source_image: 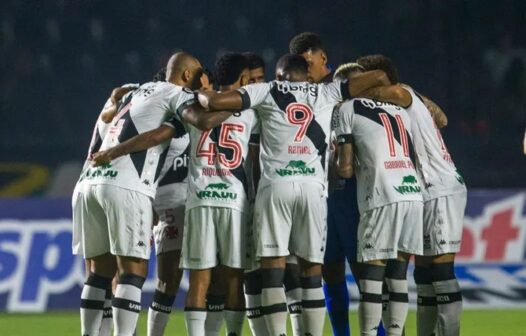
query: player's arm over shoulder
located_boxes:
[179,101,233,130]
[91,124,176,167]
[100,84,139,123]
[421,94,448,128]
[359,84,412,108]
[346,70,391,97]
[198,83,271,111]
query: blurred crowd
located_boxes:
[1,0,525,190]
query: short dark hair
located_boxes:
[289,32,324,54]
[356,54,399,84]
[276,53,309,77]
[242,52,265,70]
[214,52,249,86]
[203,67,215,84]
[153,67,166,82]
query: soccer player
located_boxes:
[243,52,266,84]
[76,51,204,336]
[290,32,372,336]
[73,83,139,336]
[197,53,391,336]
[335,58,424,336]
[357,54,467,336]
[93,53,259,336]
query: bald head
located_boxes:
[166,51,203,90]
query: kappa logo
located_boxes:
[389,324,401,329]
[137,241,145,247]
[364,243,374,249]
[394,175,421,195]
[142,179,151,186]
[276,160,315,177]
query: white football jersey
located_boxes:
[153,131,190,210]
[404,87,467,201]
[82,81,195,198]
[336,98,423,213]
[237,80,349,192]
[168,110,260,213]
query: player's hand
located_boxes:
[91,150,113,167]
[196,90,214,110]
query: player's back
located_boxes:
[82,81,194,198]
[239,80,346,191]
[337,98,423,213]
[182,109,259,213]
[403,87,466,200]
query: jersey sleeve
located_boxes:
[320,80,352,106]
[163,116,188,138]
[335,103,354,144]
[237,82,272,110]
[168,88,196,120]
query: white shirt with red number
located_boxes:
[237,80,350,193]
[403,87,467,201]
[82,81,195,198]
[336,98,423,213]
[166,110,259,213]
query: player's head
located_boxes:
[214,52,250,89]
[356,54,399,84]
[166,51,203,90]
[152,67,167,82]
[289,32,329,83]
[242,52,266,83]
[200,68,214,91]
[333,62,365,81]
[275,53,309,82]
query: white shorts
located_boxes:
[254,182,327,264]
[72,184,153,259]
[181,206,248,270]
[423,192,467,256]
[153,204,185,255]
[358,201,423,262]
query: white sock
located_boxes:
[147,290,175,336]
[99,288,113,336]
[261,268,287,336]
[414,266,437,336]
[185,309,207,336]
[80,273,112,336]
[358,264,385,336]
[112,274,145,336]
[204,294,224,336]
[285,288,303,336]
[432,263,463,336]
[245,270,268,336]
[224,310,245,336]
[300,276,325,336]
[385,278,408,336]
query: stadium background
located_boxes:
[1,0,525,334]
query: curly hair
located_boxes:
[289,32,324,54]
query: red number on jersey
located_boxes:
[286,103,314,142]
[196,123,245,169]
[379,113,410,157]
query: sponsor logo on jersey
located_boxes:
[276,82,318,97]
[275,160,315,177]
[174,154,189,170]
[196,183,237,200]
[393,175,421,195]
[84,163,118,180]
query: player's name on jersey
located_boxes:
[276,81,318,97]
[195,183,237,201]
[201,168,233,177]
[288,145,312,154]
[275,160,316,177]
[384,159,415,170]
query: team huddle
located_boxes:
[72,32,467,336]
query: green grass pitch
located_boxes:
[1,310,524,335]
